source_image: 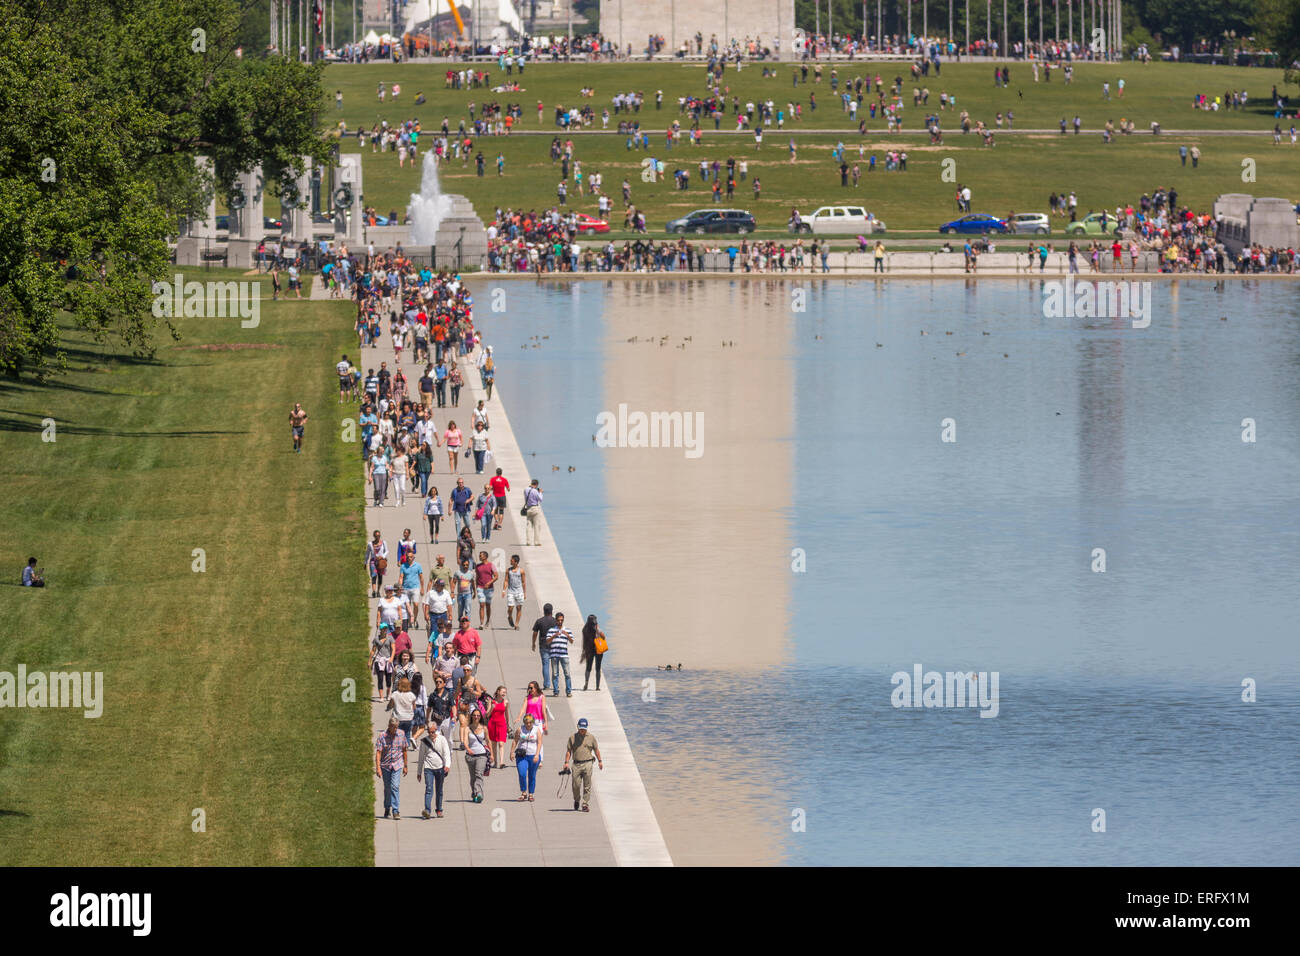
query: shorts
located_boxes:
[494,496,506,513]
[476,587,493,603]
[339,377,351,391]
[292,426,304,439]
[506,587,525,607]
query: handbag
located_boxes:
[375,556,388,575]
[594,634,609,655]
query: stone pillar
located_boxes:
[228,165,266,270]
[283,157,314,242]
[175,156,217,266]
[334,153,364,249]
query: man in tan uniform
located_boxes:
[563,718,602,812]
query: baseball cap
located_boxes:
[577,718,588,729]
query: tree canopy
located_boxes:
[0,0,331,379]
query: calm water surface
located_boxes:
[472,277,1300,866]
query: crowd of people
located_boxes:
[346,261,614,819]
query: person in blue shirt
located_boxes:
[22,557,44,587]
[450,477,475,536]
[400,554,425,629]
[726,245,738,272]
[433,359,449,408]
[359,404,379,460]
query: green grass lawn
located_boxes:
[317,60,1300,234]
[0,270,372,865]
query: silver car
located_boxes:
[1008,213,1051,235]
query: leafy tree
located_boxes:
[1256,0,1300,85]
[0,0,331,379]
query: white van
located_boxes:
[792,206,886,235]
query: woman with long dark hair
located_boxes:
[580,614,608,691]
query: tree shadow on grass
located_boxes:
[0,809,30,818]
[0,412,244,439]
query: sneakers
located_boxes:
[422,810,430,819]
[383,810,390,818]
[574,800,580,811]
[566,692,572,698]
[391,812,400,819]
[436,810,444,818]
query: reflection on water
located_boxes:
[474,277,1300,866]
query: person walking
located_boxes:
[412,720,451,818]
[474,551,498,627]
[524,479,544,545]
[462,708,492,803]
[476,483,494,541]
[489,468,510,530]
[580,614,607,691]
[289,403,309,453]
[366,530,388,597]
[503,554,526,629]
[450,477,474,535]
[374,717,408,819]
[424,486,444,543]
[370,622,396,702]
[368,445,390,507]
[387,676,417,744]
[546,611,574,698]
[513,713,543,801]
[443,420,463,472]
[487,685,511,768]
[563,718,603,812]
[531,603,556,687]
[470,421,491,474]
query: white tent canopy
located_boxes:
[363,30,381,45]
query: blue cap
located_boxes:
[577,718,588,728]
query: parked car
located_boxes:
[1007,213,1051,235]
[791,205,886,234]
[939,214,1009,235]
[666,209,756,234]
[263,216,283,231]
[1065,212,1122,236]
[572,213,610,235]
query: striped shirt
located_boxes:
[546,626,572,658]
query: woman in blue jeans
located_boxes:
[514,714,542,801]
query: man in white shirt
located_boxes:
[412,722,452,818]
[423,578,454,638]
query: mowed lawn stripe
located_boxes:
[0,277,371,865]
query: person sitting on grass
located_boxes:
[22,557,44,588]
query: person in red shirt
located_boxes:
[489,468,510,530]
[1111,239,1123,269]
[453,616,482,664]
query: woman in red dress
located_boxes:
[487,685,510,768]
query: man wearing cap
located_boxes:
[453,616,482,666]
[564,718,603,812]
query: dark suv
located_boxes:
[666,209,756,234]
